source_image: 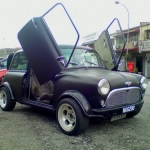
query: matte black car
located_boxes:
[0,3,148,135]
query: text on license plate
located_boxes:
[111,114,126,121]
[123,105,135,113]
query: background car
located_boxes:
[0,58,7,83]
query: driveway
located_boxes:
[0,81,150,150]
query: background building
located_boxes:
[82,24,150,78]
[139,22,150,78]
[0,47,21,60]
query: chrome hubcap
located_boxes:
[0,90,7,108]
[58,104,76,132]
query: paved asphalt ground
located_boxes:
[0,80,150,150]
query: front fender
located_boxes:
[0,82,14,99]
[58,90,92,116]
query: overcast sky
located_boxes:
[0,0,149,48]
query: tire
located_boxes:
[0,87,16,111]
[56,98,89,135]
[126,109,141,118]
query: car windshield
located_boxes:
[60,47,105,68]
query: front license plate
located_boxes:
[111,114,126,121]
[123,105,135,113]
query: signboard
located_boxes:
[83,32,99,45]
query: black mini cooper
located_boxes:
[0,3,148,135]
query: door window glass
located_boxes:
[9,52,28,70]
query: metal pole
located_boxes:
[3,38,5,57]
[115,1,130,54]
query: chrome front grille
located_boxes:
[106,87,141,107]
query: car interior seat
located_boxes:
[30,70,53,103]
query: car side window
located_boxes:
[9,52,28,70]
[3,59,7,68]
[0,59,7,69]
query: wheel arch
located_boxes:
[57,90,92,116]
[0,82,14,100]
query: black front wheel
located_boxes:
[56,98,89,135]
[0,87,16,111]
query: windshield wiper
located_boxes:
[85,61,97,66]
[69,62,79,65]
[85,61,105,69]
[69,62,88,69]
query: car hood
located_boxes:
[60,68,140,89]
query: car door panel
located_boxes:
[3,71,26,103]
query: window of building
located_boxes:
[118,36,124,44]
[9,52,28,70]
[146,30,150,39]
[111,38,115,45]
[129,34,138,42]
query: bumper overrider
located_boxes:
[91,86,144,119]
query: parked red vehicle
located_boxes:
[0,58,7,83]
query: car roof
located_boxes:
[59,45,93,50]
[14,45,93,55]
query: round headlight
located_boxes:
[140,76,148,90]
[98,79,110,95]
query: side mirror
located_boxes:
[0,62,4,67]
